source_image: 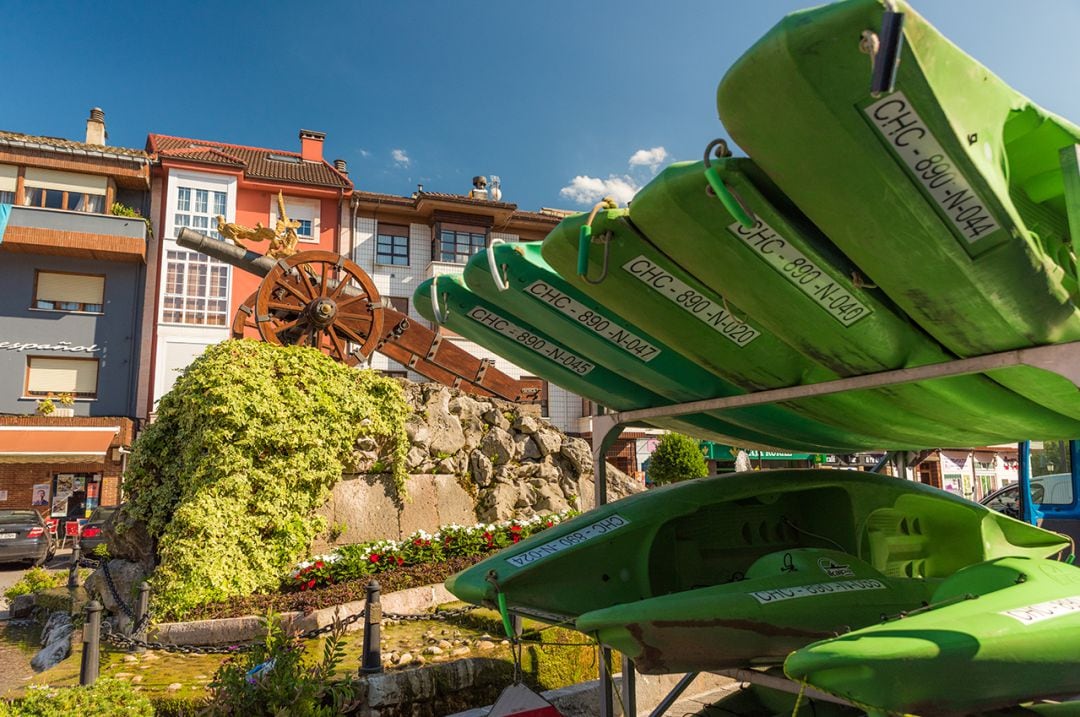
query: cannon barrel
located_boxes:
[176,228,279,278]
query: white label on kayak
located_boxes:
[864,91,1001,244]
[1001,595,1080,624]
[505,515,630,569]
[729,219,872,327]
[523,280,661,362]
[749,579,886,604]
[621,256,760,346]
[466,307,595,376]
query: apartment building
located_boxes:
[0,109,146,516]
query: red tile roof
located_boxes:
[147,134,351,189]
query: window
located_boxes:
[376,224,410,266]
[22,168,107,213]
[25,357,99,398]
[161,250,230,326]
[270,196,319,244]
[0,164,15,204]
[174,186,227,240]
[33,271,105,313]
[434,227,486,264]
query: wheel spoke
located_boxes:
[335,293,371,310]
[335,322,370,346]
[297,265,320,301]
[277,278,311,303]
[327,275,352,301]
[268,300,305,312]
[327,326,348,362]
[320,262,329,295]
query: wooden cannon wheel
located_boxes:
[253,250,385,364]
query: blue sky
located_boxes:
[2,1,1078,211]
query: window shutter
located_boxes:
[27,358,99,395]
[37,273,105,305]
[0,164,16,193]
[24,168,107,194]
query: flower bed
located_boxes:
[288,511,577,593]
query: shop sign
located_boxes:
[699,442,819,461]
[0,340,100,353]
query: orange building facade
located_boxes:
[137,131,352,414]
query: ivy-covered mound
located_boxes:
[117,340,409,619]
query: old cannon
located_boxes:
[176,228,534,403]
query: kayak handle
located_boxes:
[578,196,618,282]
[430,274,450,325]
[862,0,905,97]
[703,139,755,228]
[485,237,510,292]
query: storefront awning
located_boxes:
[0,426,120,464]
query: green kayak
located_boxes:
[463,242,891,452]
[542,209,1080,446]
[446,469,1068,629]
[628,158,1080,442]
[717,0,1080,421]
[413,274,807,448]
[576,547,934,674]
[786,556,1080,715]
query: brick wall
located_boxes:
[0,416,134,516]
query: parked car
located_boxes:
[0,510,55,566]
[980,472,1072,518]
[79,505,119,553]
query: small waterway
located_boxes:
[0,620,42,695]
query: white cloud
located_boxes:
[391,148,410,167]
[559,175,639,207]
[358,148,371,158]
[628,146,668,172]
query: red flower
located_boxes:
[414,539,423,546]
[512,535,520,544]
[314,561,325,569]
[369,554,380,563]
[305,579,316,590]
[510,525,523,533]
[396,557,405,566]
[546,521,554,528]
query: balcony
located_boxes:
[2,206,147,262]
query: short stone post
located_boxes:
[360,579,382,674]
[133,581,151,653]
[68,543,81,590]
[80,600,102,686]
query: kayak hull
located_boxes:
[786,557,1080,714]
[717,0,1080,420]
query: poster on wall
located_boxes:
[51,495,68,518]
[31,484,50,506]
[55,474,74,495]
[0,490,7,501]
[72,475,85,492]
[86,482,99,499]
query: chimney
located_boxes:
[299,129,325,162]
[333,158,348,176]
[469,175,488,200]
[85,107,106,146]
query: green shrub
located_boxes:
[203,613,356,716]
[3,567,64,600]
[647,433,709,486]
[0,678,152,716]
[116,340,410,619]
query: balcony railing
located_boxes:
[7,205,147,240]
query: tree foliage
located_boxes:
[648,433,709,485]
[117,340,410,618]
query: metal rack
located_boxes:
[588,340,1080,716]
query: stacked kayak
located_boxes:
[542,205,1080,446]
[414,274,807,449]
[464,242,892,452]
[717,0,1080,421]
[446,470,1069,669]
[786,556,1080,714]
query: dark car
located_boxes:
[0,510,55,566]
[79,505,119,553]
